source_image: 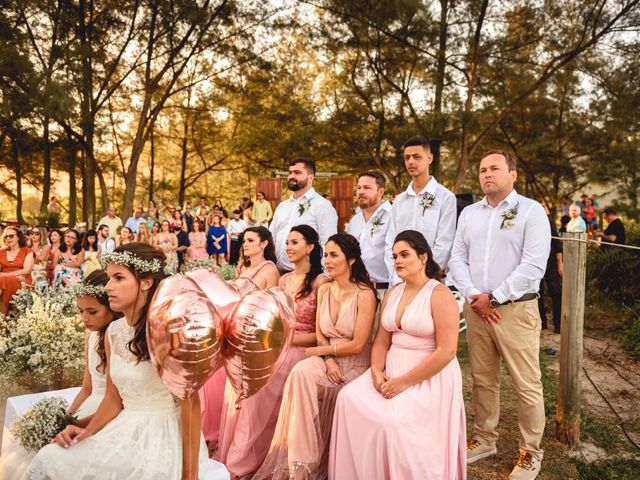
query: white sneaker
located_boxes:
[466,439,497,464]
[508,449,542,480]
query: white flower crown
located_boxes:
[101,251,163,274]
[72,283,107,299]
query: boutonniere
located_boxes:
[421,192,436,216]
[369,211,386,237]
[500,207,518,230]
[298,199,312,216]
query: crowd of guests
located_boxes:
[560,193,626,244]
[0,136,633,480]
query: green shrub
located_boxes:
[621,304,640,359]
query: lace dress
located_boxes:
[23,318,215,480]
[157,234,179,273]
[1,332,106,479]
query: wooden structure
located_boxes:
[556,232,587,447]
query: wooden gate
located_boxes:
[255,177,282,213]
[330,176,354,232]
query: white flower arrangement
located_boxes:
[11,284,78,319]
[72,283,107,299]
[370,211,386,237]
[297,199,312,216]
[185,259,218,271]
[101,250,162,274]
[500,207,518,230]
[0,293,85,384]
[10,396,78,452]
[421,192,436,216]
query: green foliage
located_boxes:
[621,304,640,360]
[588,248,640,306]
[570,458,640,480]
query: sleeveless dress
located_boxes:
[0,247,32,306]
[188,232,209,260]
[157,234,179,273]
[52,251,82,286]
[0,332,106,479]
[23,318,218,480]
[253,287,371,480]
[30,246,49,287]
[329,280,467,479]
[215,269,322,478]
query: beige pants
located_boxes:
[464,299,545,459]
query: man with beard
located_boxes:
[385,136,457,284]
[347,171,391,294]
[269,158,338,272]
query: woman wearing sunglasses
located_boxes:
[0,227,34,315]
[29,226,51,287]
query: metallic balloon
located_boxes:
[223,287,295,401]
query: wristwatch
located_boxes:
[488,293,501,309]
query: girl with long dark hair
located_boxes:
[81,230,101,277]
[235,226,279,288]
[254,233,376,480]
[52,229,84,286]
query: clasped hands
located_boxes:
[51,425,88,449]
[371,367,411,400]
[470,293,501,325]
[305,346,345,385]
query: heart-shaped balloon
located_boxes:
[223,287,295,401]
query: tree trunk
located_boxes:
[178,104,189,205]
[40,118,52,216]
[431,0,449,177]
[95,160,109,215]
[68,146,77,227]
[149,126,155,202]
[10,134,25,225]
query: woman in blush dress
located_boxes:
[216,226,328,479]
[187,220,209,261]
[329,230,466,480]
[155,220,179,273]
[254,233,376,480]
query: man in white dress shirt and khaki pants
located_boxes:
[449,150,550,480]
[385,136,457,284]
[269,158,338,272]
[347,171,392,296]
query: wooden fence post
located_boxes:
[556,232,587,447]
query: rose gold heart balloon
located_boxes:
[187,267,247,319]
[223,287,295,400]
[148,274,225,399]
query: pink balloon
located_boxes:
[223,287,295,401]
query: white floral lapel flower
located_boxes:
[298,198,312,216]
[369,210,386,237]
[421,192,436,216]
[500,207,518,230]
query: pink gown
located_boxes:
[214,268,322,478]
[254,286,371,480]
[188,231,208,260]
[329,279,466,480]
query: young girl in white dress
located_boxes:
[0,270,117,479]
[24,243,226,480]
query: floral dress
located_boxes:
[52,252,82,286]
[157,234,178,273]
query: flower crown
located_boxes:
[72,283,107,299]
[101,251,162,274]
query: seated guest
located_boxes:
[329,230,466,479]
[124,207,146,235]
[0,227,34,314]
[254,233,376,480]
[187,220,209,260]
[28,226,51,287]
[52,229,84,287]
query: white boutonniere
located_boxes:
[298,199,312,216]
[421,192,436,216]
[369,211,386,237]
[500,207,518,230]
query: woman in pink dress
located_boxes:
[329,230,466,480]
[187,220,209,260]
[216,225,328,478]
[254,233,376,480]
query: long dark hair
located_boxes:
[81,270,122,373]
[59,229,82,255]
[290,225,323,300]
[326,233,377,297]
[111,243,168,363]
[241,226,277,268]
[4,226,27,248]
[82,229,99,252]
[393,230,444,280]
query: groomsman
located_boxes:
[270,158,338,272]
[449,150,550,480]
[347,171,392,293]
[385,136,457,284]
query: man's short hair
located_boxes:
[289,157,316,175]
[560,215,570,226]
[358,171,386,189]
[482,149,517,172]
[98,224,108,231]
[603,207,618,215]
[233,209,242,216]
[402,136,431,152]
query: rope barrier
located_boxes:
[551,236,640,251]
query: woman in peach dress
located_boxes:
[329,230,466,479]
[254,233,376,480]
[216,225,328,478]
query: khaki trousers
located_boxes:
[464,299,545,459]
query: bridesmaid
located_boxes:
[216,225,327,478]
[329,230,466,479]
[254,233,376,480]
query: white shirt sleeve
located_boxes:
[431,191,457,271]
[315,201,338,249]
[384,204,400,285]
[492,203,551,303]
[448,209,482,303]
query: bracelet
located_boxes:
[333,344,337,356]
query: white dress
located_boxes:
[1,332,106,480]
[23,318,215,480]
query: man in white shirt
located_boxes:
[270,158,338,272]
[97,224,115,254]
[385,136,457,284]
[449,150,550,480]
[347,171,391,292]
[227,209,247,265]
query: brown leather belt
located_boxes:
[500,292,539,305]
[374,282,389,290]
